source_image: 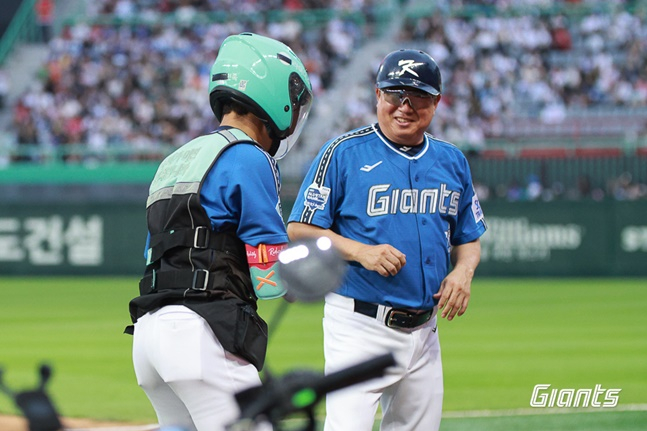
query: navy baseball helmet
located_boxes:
[375,49,442,96]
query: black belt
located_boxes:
[353,299,433,329]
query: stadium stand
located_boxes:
[361,1,647,153]
[1,0,387,163]
[324,0,647,200]
[0,0,645,201]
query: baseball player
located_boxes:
[287,49,487,431]
[125,33,313,431]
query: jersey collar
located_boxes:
[372,123,430,160]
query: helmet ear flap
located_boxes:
[375,49,442,96]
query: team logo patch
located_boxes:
[392,59,424,78]
[304,183,330,211]
[472,194,484,223]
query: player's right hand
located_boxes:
[357,244,406,277]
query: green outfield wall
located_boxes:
[477,201,647,277]
[0,202,147,276]
[0,200,646,277]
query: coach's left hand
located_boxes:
[433,269,472,321]
[433,239,481,321]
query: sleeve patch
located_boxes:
[471,193,484,223]
[304,183,330,211]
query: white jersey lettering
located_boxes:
[420,189,439,213]
[367,184,460,216]
[367,184,390,216]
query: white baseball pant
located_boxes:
[132,305,261,431]
[322,293,443,431]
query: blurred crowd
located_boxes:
[10,0,377,161]
[475,171,647,202]
[342,1,647,152]
[3,0,646,200]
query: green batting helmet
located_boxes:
[209,33,313,159]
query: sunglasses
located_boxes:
[380,88,435,110]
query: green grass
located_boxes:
[439,278,647,411]
[0,277,153,422]
[0,277,646,430]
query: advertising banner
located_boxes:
[1,201,645,276]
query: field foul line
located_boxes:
[66,404,647,430]
[442,403,647,418]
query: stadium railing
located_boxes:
[2,141,646,203]
[407,0,646,19]
[0,0,41,66]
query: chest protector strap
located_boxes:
[147,226,233,265]
[140,269,226,296]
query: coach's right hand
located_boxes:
[354,243,406,277]
[287,222,407,277]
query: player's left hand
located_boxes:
[433,270,471,321]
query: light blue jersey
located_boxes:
[288,124,487,309]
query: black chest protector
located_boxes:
[127,128,269,370]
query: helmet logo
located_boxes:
[394,59,424,78]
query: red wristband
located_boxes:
[245,243,287,265]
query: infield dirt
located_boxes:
[0,414,157,431]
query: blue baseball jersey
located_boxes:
[200,141,287,246]
[144,130,287,257]
[288,124,487,309]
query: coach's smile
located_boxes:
[395,115,415,125]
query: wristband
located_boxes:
[246,243,286,264]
